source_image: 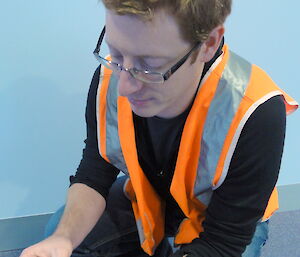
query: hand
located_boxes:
[20,235,73,257]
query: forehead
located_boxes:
[105,9,190,57]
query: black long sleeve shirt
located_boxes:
[70,50,286,256]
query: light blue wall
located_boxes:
[226,0,300,186]
[0,0,299,219]
[0,0,105,219]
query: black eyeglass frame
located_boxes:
[93,26,201,83]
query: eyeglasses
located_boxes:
[93,26,201,84]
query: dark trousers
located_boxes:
[45,176,269,257]
[45,176,173,257]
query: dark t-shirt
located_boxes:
[70,48,286,256]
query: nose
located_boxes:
[118,69,143,97]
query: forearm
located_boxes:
[53,183,106,249]
[54,65,117,249]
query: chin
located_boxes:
[131,106,158,118]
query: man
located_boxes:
[21,0,298,257]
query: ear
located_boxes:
[198,25,225,62]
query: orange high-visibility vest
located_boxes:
[96,45,298,256]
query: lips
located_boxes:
[128,98,151,106]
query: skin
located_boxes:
[20,8,224,257]
[106,9,225,118]
[20,184,106,257]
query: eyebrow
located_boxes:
[105,40,173,61]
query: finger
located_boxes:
[20,250,39,257]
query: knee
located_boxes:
[44,205,65,239]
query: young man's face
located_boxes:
[105,9,207,118]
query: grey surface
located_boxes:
[1,209,300,257]
[261,209,300,257]
[277,183,300,212]
[0,214,51,251]
[0,184,299,255]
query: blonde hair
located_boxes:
[101,0,232,44]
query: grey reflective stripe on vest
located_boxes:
[101,71,129,175]
[194,51,252,205]
[136,218,146,245]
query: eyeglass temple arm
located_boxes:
[163,42,201,81]
[93,26,106,54]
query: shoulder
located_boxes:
[241,95,286,137]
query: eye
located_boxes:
[111,55,123,63]
[107,45,123,63]
[140,58,166,71]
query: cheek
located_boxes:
[151,86,173,104]
[146,85,166,100]
[147,72,189,104]
[163,76,187,98]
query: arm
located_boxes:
[173,95,286,257]
[21,185,106,257]
[52,183,106,249]
[21,66,119,257]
